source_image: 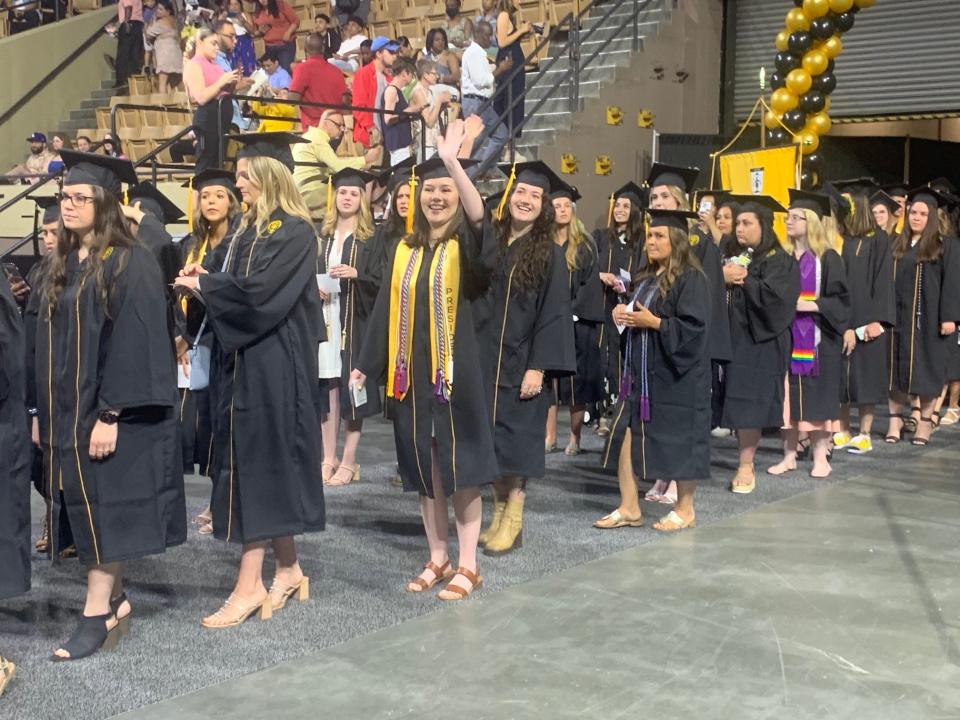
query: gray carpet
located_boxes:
[0,414,953,719]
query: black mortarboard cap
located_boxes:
[870,190,899,214]
[551,183,582,202]
[727,194,787,215]
[498,160,567,195]
[412,156,478,181]
[485,191,503,211]
[613,181,645,207]
[929,176,957,194]
[186,168,237,193]
[127,182,185,224]
[881,183,908,199]
[232,132,308,173]
[330,167,379,189]
[33,196,60,225]
[645,208,698,231]
[831,177,876,197]
[788,188,832,219]
[906,186,950,209]
[376,156,416,189]
[646,163,700,194]
[60,150,138,198]
[823,182,849,223]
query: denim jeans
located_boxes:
[461,96,508,175]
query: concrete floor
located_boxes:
[120,439,960,720]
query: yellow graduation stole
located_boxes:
[179,237,209,315]
[387,236,460,402]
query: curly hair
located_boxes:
[494,187,556,292]
[46,186,136,315]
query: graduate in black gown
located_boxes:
[884,188,960,446]
[0,273,31,695]
[593,182,646,436]
[544,183,604,456]
[473,161,576,557]
[175,169,243,534]
[594,209,711,532]
[175,136,324,626]
[706,193,741,433]
[871,190,900,236]
[370,157,416,277]
[720,196,799,494]
[36,151,185,661]
[122,181,185,287]
[317,167,383,486]
[766,190,849,479]
[353,121,499,601]
[833,186,894,454]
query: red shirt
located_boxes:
[255,0,298,46]
[289,55,349,129]
[351,62,378,148]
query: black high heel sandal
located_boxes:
[51,613,121,662]
[912,417,933,447]
[110,593,133,636]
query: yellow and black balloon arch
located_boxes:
[763,0,877,189]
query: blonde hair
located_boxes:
[667,185,689,211]
[237,156,315,238]
[785,208,833,257]
[939,207,956,237]
[552,201,589,272]
[321,188,375,240]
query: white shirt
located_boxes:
[337,34,366,71]
[460,41,495,98]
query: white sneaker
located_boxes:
[846,434,873,454]
[711,427,732,438]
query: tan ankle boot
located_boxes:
[484,496,524,556]
[478,497,507,547]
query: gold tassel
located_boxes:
[187,176,194,234]
[606,193,615,227]
[405,166,417,235]
[496,162,516,221]
[326,175,333,215]
[123,188,128,206]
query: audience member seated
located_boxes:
[396,36,417,61]
[422,28,461,88]
[259,48,292,90]
[47,135,65,174]
[252,0,300,72]
[293,109,381,220]
[352,36,397,149]
[441,0,473,57]
[75,135,93,153]
[145,0,183,93]
[313,13,340,60]
[329,15,366,73]
[101,132,126,158]
[476,0,499,58]
[4,133,54,184]
[251,87,299,132]
[289,32,350,130]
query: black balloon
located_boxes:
[775,51,802,73]
[835,11,855,32]
[770,70,786,90]
[768,128,789,145]
[788,31,813,54]
[793,0,803,6]
[800,170,820,190]
[799,90,826,113]
[783,109,807,131]
[810,17,835,40]
[804,151,824,170]
[813,71,837,94]
[827,59,835,74]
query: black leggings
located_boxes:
[193,98,232,172]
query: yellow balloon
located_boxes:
[771,88,800,114]
[764,111,782,130]
[829,0,854,11]
[802,49,829,76]
[785,7,810,32]
[808,112,832,135]
[855,0,875,8]
[795,130,821,155]
[803,0,830,19]
[823,35,843,59]
[786,68,813,95]
[775,30,790,52]
[824,97,832,112]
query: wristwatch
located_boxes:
[97,410,120,425]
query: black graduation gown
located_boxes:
[840,231,895,405]
[357,220,499,498]
[889,238,960,397]
[691,226,733,363]
[593,228,640,396]
[24,261,47,496]
[475,232,577,479]
[786,249,850,424]
[721,248,800,429]
[600,269,711,478]
[0,277,31,599]
[945,237,960,382]
[555,236,605,407]
[200,210,325,543]
[138,213,182,287]
[318,231,383,421]
[370,220,406,277]
[36,246,186,565]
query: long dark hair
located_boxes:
[635,225,703,297]
[382,182,408,238]
[425,28,449,55]
[494,186,555,292]
[602,202,644,255]
[47,187,136,314]
[844,193,874,238]
[260,0,279,17]
[892,197,943,262]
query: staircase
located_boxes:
[57,76,116,138]
[516,0,673,160]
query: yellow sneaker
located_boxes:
[846,434,873,454]
[832,431,853,449]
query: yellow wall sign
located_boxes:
[606,106,624,125]
[718,145,798,241]
[595,156,613,175]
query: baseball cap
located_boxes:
[371,36,400,53]
[27,132,47,143]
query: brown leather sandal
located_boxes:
[438,566,483,601]
[406,561,453,593]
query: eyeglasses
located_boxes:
[57,192,95,208]
[219,32,237,39]
[326,118,346,130]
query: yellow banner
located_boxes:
[719,145,798,240]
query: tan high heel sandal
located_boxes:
[201,592,272,628]
[327,463,359,486]
[0,657,15,697]
[269,576,310,611]
[321,461,339,484]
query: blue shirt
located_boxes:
[268,67,292,90]
[216,51,249,130]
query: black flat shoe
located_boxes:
[51,613,120,662]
